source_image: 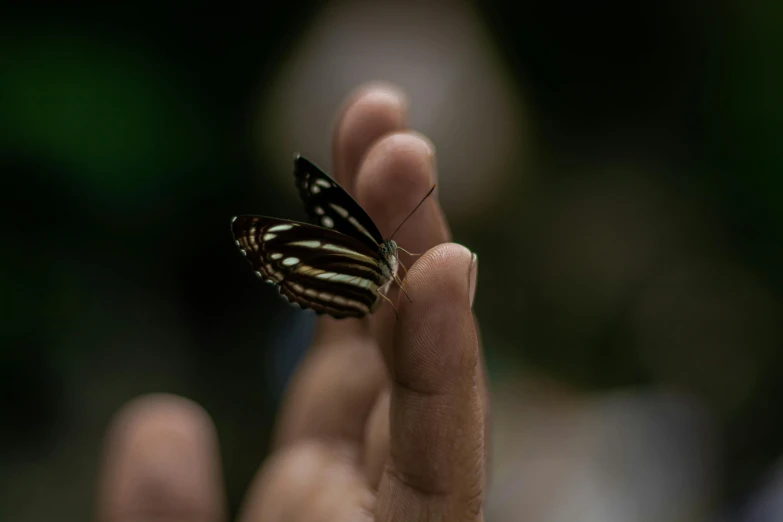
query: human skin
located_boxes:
[95,84,489,522]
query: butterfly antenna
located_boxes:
[389,184,436,241]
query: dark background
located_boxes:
[1,2,782,520]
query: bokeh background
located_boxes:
[2,1,782,521]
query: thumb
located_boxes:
[377,243,484,521]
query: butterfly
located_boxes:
[231,155,435,319]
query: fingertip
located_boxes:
[332,84,408,185]
[97,394,225,522]
[355,132,442,243]
[359,131,435,193]
[402,243,474,317]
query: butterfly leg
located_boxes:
[396,251,410,280]
[377,287,399,318]
[397,246,422,257]
[393,273,413,303]
[399,261,409,280]
[393,251,412,302]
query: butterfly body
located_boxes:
[231,156,403,319]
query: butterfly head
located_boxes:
[379,239,397,258]
[379,240,399,280]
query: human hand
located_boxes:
[95,84,488,521]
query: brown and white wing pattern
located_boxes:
[231,215,388,318]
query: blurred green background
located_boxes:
[1,2,782,521]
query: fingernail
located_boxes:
[469,252,478,308]
[426,135,438,184]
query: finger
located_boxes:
[349,132,453,488]
[364,274,489,492]
[237,441,374,522]
[354,132,451,359]
[96,394,226,522]
[376,244,485,521]
[356,131,450,254]
[332,83,408,188]
[273,85,406,448]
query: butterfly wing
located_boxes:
[293,155,385,251]
[231,215,388,318]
